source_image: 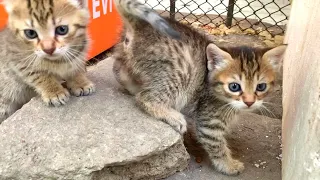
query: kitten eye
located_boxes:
[256,83,267,91]
[24,29,38,39]
[228,83,242,92]
[55,25,69,35]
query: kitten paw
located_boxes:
[69,83,96,97]
[213,157,244,175]
[170,114,187,135]
[42,88,70,107]
[177,120,187,134]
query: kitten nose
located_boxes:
[41,40,56,55]
[42,48,56,55]
[244,101,254,107]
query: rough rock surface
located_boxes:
[0,58,189,180]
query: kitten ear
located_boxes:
[206,43,232,71]
[262,45,287,70]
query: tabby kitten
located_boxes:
[113,7,286,174]
[0,0,94,123]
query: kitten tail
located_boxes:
[114,0,180,39]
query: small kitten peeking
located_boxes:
[113,4,286,175]
[195,45,286,175]
[0,0,95,123]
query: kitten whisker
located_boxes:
[67,48,86,61]
[26,56,38,75]
[69,48,104,62]
[69,45,87,47]
[262,101,282,108]
[20,54,37,73]
[69,46,104,61]
[62,53,73,69]
[64,52,76,66]
[19,53,36,65]
[222,106,231,120]
[65,51,86,74]
[65,51,86,72]
[258,108,266,117]
[11,49,35,53]
[221,105,235,121]
[260,105,277,118]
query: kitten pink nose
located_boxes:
[244,101,254,107]
[42,48,56,55]
[41,40,56,55]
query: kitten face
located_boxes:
[3,0,89,60]
[207,44,286,111]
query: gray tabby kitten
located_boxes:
[113,0,286,175]
[0,0,94,123]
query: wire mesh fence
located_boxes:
[143,0,291,35]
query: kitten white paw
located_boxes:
[42,88,70,107]
[169,114,187,135]
[69,83,96,97]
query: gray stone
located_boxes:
[0,58,189,180]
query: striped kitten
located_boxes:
[0,0,94,122]
[113,13,286,174]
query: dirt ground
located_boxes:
[165,34,282,180]
[166,112,282,180]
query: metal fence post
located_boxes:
[170,0,176,19]
[226,0,235,27]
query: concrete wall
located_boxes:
[282,0,320,179]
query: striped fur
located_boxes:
[113,18,286,175]
[115,0,180,39]
[0,0,95,122]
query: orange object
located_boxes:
[0,0,122,60]
[86,0,122,59]
[0,5,8,30]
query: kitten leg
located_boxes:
[113,58,140,95]
[196,118,244,175]
[136,91,187,134]
[66,72,95,97]
[23,73,70,106]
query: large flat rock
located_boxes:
[0,58,189,180]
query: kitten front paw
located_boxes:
[69,82,96,97]
[213,157,244,175]
[175,119,187,134]
[169,114,187,135]
[41,88,70,107]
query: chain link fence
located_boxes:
[143,0,291,35]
